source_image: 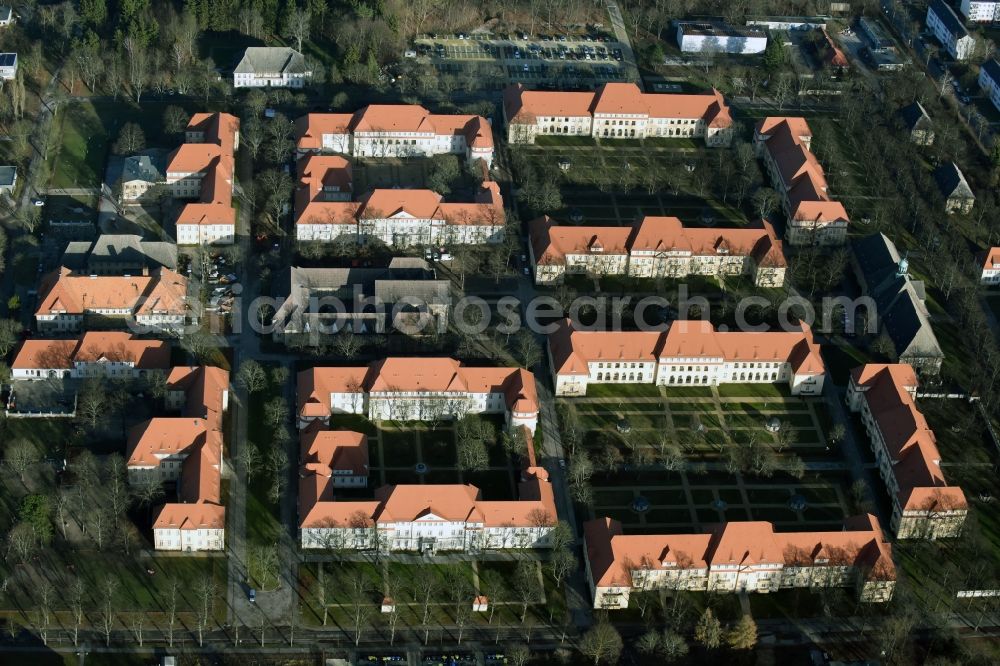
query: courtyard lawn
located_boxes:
[716,382,791,398]
[584,382,662,398]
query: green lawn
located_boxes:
[534,135,598,147]
[716,383,790,398]
[49,99,212,189]
[584,382,663,398]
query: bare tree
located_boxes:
[69,577,85,646]
[4,439,39,486]
[195,574,217,646]
[123,37,150,103]
[98,576,119,646]
[238,360,268,393]
[580,621,624,665]
[284,8,311,53]
[166,577,180,647]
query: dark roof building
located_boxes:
[899,102,934,146]
[934,162,975,213]
[851,233,944,374]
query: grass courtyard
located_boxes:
[326,412,521,501]
[562,382,856,535]
[48,99,215,190]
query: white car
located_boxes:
[32,199,44,207]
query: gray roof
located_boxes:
[852,233,944,364]
[900,102,932,132]
[934,162,974,201]
[234,47,308,75]
[0,165,15,187]
[0,7,11,21]
[62,234,178,272]
[929,0,969,39]
[274,260,449,331]
[121,154,164,183]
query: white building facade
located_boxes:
[927,0,977,60]
[961,0,1000,22]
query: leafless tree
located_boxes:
[284,8,311,53]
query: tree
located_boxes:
[829,422,846,446]
[752,187,779,219]
[163,106,190,136]
[165,577,180,647]
[513,561,537,622]
[514,331,542,369]
[659,630,689,661]
[5,440,39,486]
[7,522,36,561]
[726,615,758,650]
[112,122,146,155]
[508,644,531,666]
[237,360,268,393]
[264,397,289,427]
[69,577,86,646]
[194,574,217,646]
[284,7,311,53]
[132,473,164,521]
[0,318,22,356]
[271,365,290,388]
[239,441,262,485]
[579,621,623,665]
[19,494,53,544]
[98,576,119,646]
[245,89,268,118]
[695,608,722,649]
[549,547,577,589]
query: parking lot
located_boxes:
[413,33,630,85]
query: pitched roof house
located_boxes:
[12,332,170,379]
[234,47,312,88]
[899,102,934,146]
[847,364,967,538]
[851,233,944,374]
[584,514,896,608]
[934,162,975,214]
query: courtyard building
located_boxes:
[0,52,17,80]
[529,215,786,287]
[295,106,494,167]
[294,155,505,246]
[271,259,450,339]
[34,267,189,334]
[11,332,169,380]
[851,234,945,374]
[299,426,557,553]
[847,364,968,539]
[165,112,240,245]
[547,318,825,397]
[297,358,539,434]
[754,117,849,246]
[126,366,230,552]
[503,82,733,147]
[927,0,977,60]
[116,152,166,201]
[60,234,178,276]
[584,514,896,609]
[233,47,312,88]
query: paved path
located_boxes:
[822,371,886,525]
[604,2,640,85]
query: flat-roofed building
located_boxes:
[675,21,767,53]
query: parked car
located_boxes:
[248,589,256,603]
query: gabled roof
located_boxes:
[850,363,966,512]
[234,47,309,75]
[852,233,944,363]
[549,318,824,376]
[12,332,170,370]
[982,247,1000,271]
[35,267,188,316]
[585,514,896,590]
[934,162,974,201]
[983,58,1000,84]
[504,83,733,128]
[900,102,932,132]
